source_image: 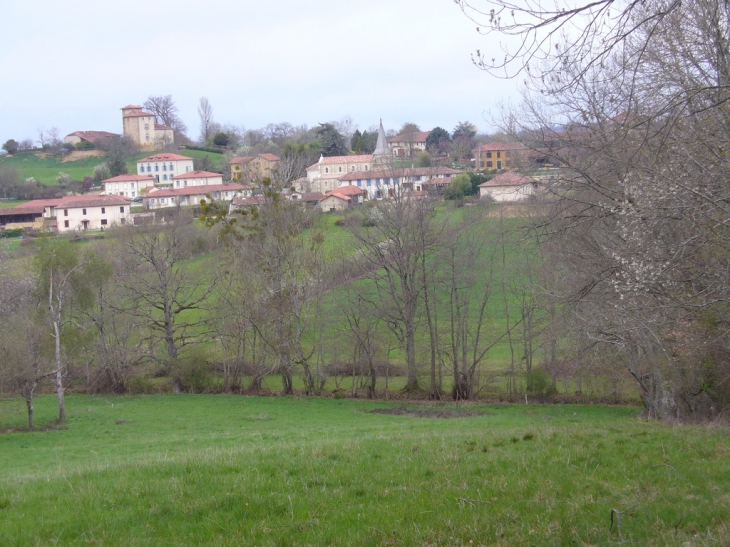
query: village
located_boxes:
[0,103,562,233]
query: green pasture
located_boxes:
[0,153,104,185]
[0,149,226,186]
[0,395,727,546]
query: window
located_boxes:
[144,124,149,130]
[486,152,492,158]
[101,207,105,214]
[82,208,87,215]
[101,219,108,226]
[364,165,368,171]
[64,220,69,228]
[145,134,150,141]
[64,209,68,216]
[186,166,190,172]
[338,167,342,172]
[155,165,159,171]
[351,166,354,172]
[325,168,329,173]
[497,151,501,158]
[120,206,125,213]
[163,164,167,171]
[163,175,167,181]
[147,165,151,172]
[169,163,173,171]
[486,161,493,167]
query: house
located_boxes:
[473,142,534,171]
[46,195,131,231]
[171,170,224,188]
[319,192,351,212]
[337,166,462,199]
[63,131,120,148]
[229,195,267,213]
[136,153,195,183]
[144,183,248,210]
[288,191,325,206]
[388,131,430,157]
[478,172,538,202]
[121,105,174,150]
[102,174,156,198]
[329,185,367,204]
[230,153,280,182]
[300,154,374,194]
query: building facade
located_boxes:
[121,105,174,150]
[136,153,195,183]
[102,174,156,198]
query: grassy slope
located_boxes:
[0,149,226,186]
[0,395,727,546]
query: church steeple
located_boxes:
[373,119,390,161]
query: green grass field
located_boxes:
[0,149,226,186]
[0,395,727,546]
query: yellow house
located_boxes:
[121,105,174,150]
[230,153,280,182]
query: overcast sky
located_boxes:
[0,0,520,144]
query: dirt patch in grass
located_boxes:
[62,150,106,162]
[368,407,487,418]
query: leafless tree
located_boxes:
[144,95,188,141]
[197,97,214,144]
[114,214,218,392]
[473,0,730,418]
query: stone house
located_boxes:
[388,131,430,157]
[478,172,538,201]
[121,105,174,150]
[230,153,281,182]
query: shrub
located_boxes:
[0,228,24,238]
[75,140,95,150]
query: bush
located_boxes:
[0,228,24,238]
[179,355,213,393]
[75,140,95,150]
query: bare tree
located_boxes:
[197,97,214,144]
[114,214,218,392]
[144,95,188,141]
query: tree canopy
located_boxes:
[315,123,348,157]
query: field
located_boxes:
[0,149,226,186]
[0,395,727,546]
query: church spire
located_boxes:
[373,119,389,158]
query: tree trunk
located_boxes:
[53,317,65,423]
[25,393,34,430]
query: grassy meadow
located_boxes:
[0,149,226,186]
[0,395,728,546]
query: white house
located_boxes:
[46,194,131,232]
[171,170,224,188]
[478,172,538,201]
[337,167,462,199]
[102,174,156,198]
[136,153,195,183]
[144,183,249,210]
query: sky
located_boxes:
[0,0,521,144]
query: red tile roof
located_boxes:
[147,183,246,198]
[0,205,46,216]
[55,194,131,208]
[338,167,461,181]
[475,142,528,152]
[66,131,120,143]
[321,193,351,202]
[257,153,280,162]
[121,106,155,118]
[388,131,430,144]
[102,174,156,183]
[306,154,373,170]
[171,170,222,180]
[137,153,194,162]
[154,123,172,131]
[230,156,253,165]
[478,172,534,187]
[330,185,366,196]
